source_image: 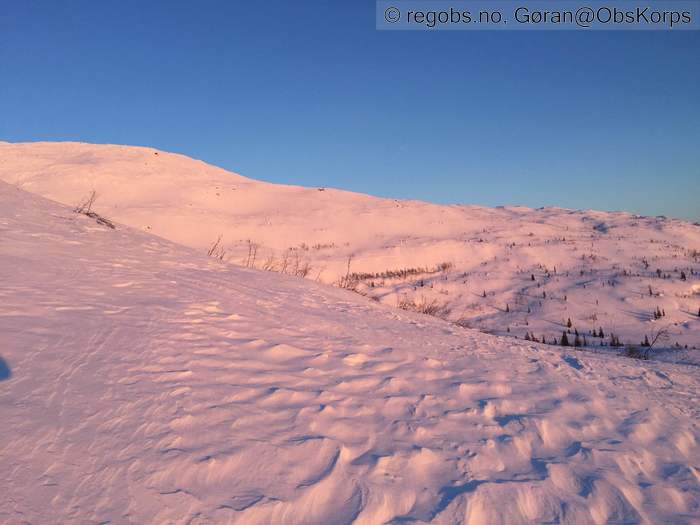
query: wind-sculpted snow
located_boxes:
[1,141,698,355]
[1,182,699,523]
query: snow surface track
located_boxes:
[1,182,699,524]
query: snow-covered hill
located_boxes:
[1,180,699,524]
[1,141,698,356]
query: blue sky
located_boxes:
[1,1,698,220]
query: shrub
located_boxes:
[397,295,451,319]
[207,235,226,260]
[624,345,648,360]
[74,190,115,229]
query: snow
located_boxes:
[1,177,700,523]
[1,141,698,357]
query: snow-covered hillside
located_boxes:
[1,179,699,523]
[1,179,700,523]
[1,141,698,355]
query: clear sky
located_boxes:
[1,1,698,220]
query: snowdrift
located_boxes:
[1,181,699,523]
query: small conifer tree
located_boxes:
[560,331,570,346]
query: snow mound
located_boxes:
[1,182,699,523]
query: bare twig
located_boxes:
[207,235,226,260]
[74,190,115,229]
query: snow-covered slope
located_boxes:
[1,181,700,524]
[1,141,699,354]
